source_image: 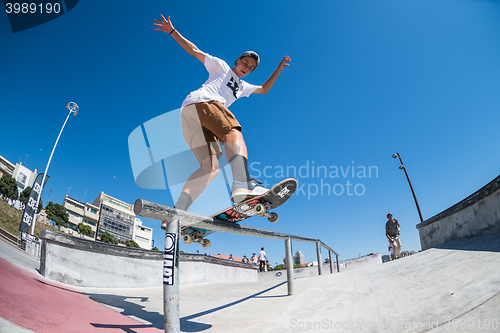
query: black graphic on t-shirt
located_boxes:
[227,77,240,99]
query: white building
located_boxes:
[92,192,153,249]
[133,218,153,249]
[62,195,99,240]
[12,163,37,195]
[0,155,37,209]
[0,155,15,178]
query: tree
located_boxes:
[152,246,159,251]
[19,186,43,211]
[100,231,118,245]
[125,239,140,248]
[77,223,93,237]
[19,186,30,204]
[273,263,303,271]
[0,174,18,201]
[45,201,69,227]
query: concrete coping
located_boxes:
[181,253,257,270]
[39,229,256,269]
[416,174,500,230]
[40,229,160,259]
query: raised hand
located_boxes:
[278,56,292,71]
[153,14,174,34]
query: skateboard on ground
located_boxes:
[181,178,297,248]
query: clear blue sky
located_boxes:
[1,0,500,264]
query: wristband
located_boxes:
[169,28,176,35]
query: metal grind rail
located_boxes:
[134,199,340,333]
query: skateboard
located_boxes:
[181,178,297,248]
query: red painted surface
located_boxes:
[0,257,162,333]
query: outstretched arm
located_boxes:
[153,15,205,64]
[253,56,291,94]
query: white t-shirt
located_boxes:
[259,250,266,261]
[181,53,261,109]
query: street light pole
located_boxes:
[31,102,79,235]
[392,152,424,223]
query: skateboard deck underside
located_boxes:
[181,179,297,240]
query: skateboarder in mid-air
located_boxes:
[154,15,291,225]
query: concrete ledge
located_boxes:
[416,175,500,250]
[39,230,257,287]
[341,253,382,271]
[40,229,158,259]
[258,264,330,282]
[181,253,257,270]
[258,253,382,282]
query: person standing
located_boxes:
[386,213,401,259]
[265,260,271,272]
[258,247,268,272]
[251,253,258,266]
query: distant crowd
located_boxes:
[227,247,270,272]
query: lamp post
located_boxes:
[392,152,424,223]
[31,102,79,235]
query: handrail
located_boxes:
[134,199,339,256]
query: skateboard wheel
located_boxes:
[201,239,211,248]
[183,234,193,244]
[254,203,266,216]
[268,212,279,223]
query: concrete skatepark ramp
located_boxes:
[130,234,500,332]
[1,175,499,332]
[1,233,499,332]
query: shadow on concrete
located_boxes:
[436,233,500,252]
[34,275,287,332]
[179,320,212,332]
[90,323,156,332]
[35,279,164,330]
[85,293,164,329]
[180,281,287,332]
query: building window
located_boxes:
[136,236,149,243]
[87,207,98,214]
[17,173,27,185]
[84,219,96,226]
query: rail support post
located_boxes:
[329,251,333,274]
[316,241,322,275]
[163,216,181,333]
[285,238,294,295]
[336,254,340,273]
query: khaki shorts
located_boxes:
[181,101,242,165]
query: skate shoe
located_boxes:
[230,179,269,203]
